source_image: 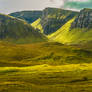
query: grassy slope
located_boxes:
[0,41,92,67]
[31,18,43,33]
[48,17,92,44]
[0,14,47,44]
[48,18,76,44]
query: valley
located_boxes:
[0,7,92,92]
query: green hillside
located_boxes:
[48,18,76,44]
[48,8,92,45]
[0,14,47,44]
[9,11,42,23]
[48,18,92,45]
[31,18,43,33]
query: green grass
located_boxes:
[1,8,92,92]
[0,14,47,44]
[0,41,92,67]
[0,42,92,91]
[48,17,92,45]
[1,63,92,92]
[31,18,43,33]
[48,18,75,44]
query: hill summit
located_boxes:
[0,14,47,44]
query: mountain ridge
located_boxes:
[9,7,92,45]
[48,8,92,44]
[10,7,78,35]
[9,11,42,23]
[0,13,47,44]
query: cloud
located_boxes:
[0,0,92,14]
[0,0,49,14]
[65,0,92,9]
[49,0,66,7]
[49,0,92,10]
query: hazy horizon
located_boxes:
[0,0,92,14]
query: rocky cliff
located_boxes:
[40,7,78,35]
[71,8,92,29]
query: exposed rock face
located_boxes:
[40,8,78,35]
[71,8,92,29]
[9,11,42,23]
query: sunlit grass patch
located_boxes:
[0,63,92,91]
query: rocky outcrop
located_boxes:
[71,8,92,29]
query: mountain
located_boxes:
[0,14,47,44]
[48,8,92,45]
[9,11,42,23]
[40,7,78,35]
[10,8,78,35]
[9,8,92,45]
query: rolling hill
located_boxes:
[0,14,47,44]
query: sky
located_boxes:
[0,0,92,14]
